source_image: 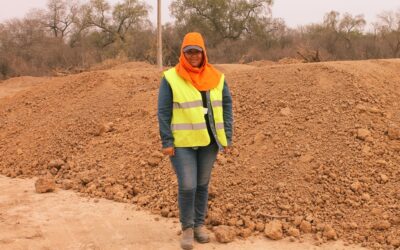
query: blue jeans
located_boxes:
[170,143,219,230]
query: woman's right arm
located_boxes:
[157,77,174,150]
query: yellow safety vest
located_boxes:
[164,68,228,147]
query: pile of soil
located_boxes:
[278,57,305,64]
[1,59,399,249]
[247,60,277,67]
[0,76,49,99]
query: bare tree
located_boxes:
[323,11,340,31]
[339,13,366,34]
[375,10,400,57]
[170,0,273,45]
[322,11,365,50]
[43,0,80,39]
[84,0,150,47]
[339,13,366,49]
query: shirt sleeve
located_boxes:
[157,77,174,148]
[222,81,233,146]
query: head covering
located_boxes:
[175,32,222,91]
[183,45,203,52]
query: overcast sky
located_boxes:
[0,0,399,27]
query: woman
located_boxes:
[157,32,233,250]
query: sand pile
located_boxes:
[1,59,400,249]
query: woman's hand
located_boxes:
[162,147,175,156]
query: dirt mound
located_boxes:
[247,60,277,67]
[278,57,304,64]
[111,61,158,71]
[214,64,257,74]
[1,59,400,249]
[0,76,49,99]
[89,59,156,71]
[90,60,159,77]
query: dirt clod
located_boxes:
[264,220,283,240]
[214,225,236,243]
[300,220,312,234]
[387,125,400,140]
[255,222,265,232]
[280,107,291,116]
[48,159,65,169]
[287,227,300,237]
[323,225,337,240]
[373,220,391,230]
[357,128,371,140]
[35,178,55,193]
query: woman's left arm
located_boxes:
[222,81,233,146]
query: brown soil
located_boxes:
[3,175,365,250]
[247,60,277,67]
[1,59,400,249]
[278,57,305,64]
[0,76,49,99]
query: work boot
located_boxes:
[180,228,194,250]
[194,225,210,243]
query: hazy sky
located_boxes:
[0,0,399,27]
[273,0,400,27]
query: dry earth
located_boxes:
[0,175,364,250]
[0,60,400,249]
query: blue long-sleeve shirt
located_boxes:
[157,77,233,149]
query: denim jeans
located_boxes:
[170,143,219,230]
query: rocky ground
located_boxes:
[0,59,399,249]
[0,175,365,250]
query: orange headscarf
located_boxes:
[175,32,222,91]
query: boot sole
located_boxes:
[194,236,210,244]
[181,244,193,250]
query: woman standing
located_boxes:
[157,32,233,250]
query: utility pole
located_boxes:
[157,0,162,70]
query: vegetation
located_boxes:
[0,0,399,79]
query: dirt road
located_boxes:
[0,175,364,250]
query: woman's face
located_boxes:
[184,49,204,68]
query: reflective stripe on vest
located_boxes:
[164,68,228,147]
[173,100,203,109]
